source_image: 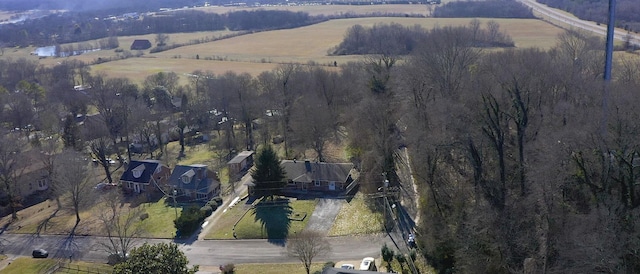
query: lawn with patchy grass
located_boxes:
[0,258,57,274]
[329,193,384,236]
[233,262,326,274]
[54,261,114,274]
[1,194,180,238]
[204,197,250,239]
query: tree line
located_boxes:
[331,20,515,56]
[432,0,535,19]
[1,21,640,273]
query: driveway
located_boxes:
[304,198,343,234]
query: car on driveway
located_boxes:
[32,249,49,258]
[359,257,376,271]
[340,264,355,269]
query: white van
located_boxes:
[359,257,376,271]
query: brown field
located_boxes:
[1,14,568,84]
[92,17,565,83]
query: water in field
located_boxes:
[32,46,100,57]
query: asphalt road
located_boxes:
[516,0,640,46]
[0,233,390,268]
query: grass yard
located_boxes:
[1,194,180,238]
[206,197,317,240]
[53,261,113,274]
[329,193,384,236]
[231,262,326,274]
[234,198,317,239]
[135,197,182,238]
[0,258,57,274]
[204,197,249,239]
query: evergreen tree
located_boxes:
[62,114,80,150]
[251,145,286,198]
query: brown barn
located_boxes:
[130,39,152,50]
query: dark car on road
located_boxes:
[32,249,49,258]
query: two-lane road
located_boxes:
[516,0,640,46]
[0,233,390,268]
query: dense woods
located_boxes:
[538,0,640,33]
[1,9,640,273]
[432,0,535,19]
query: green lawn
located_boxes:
[54,261,114,273]
[206,197,317,240]
[234,198,317,239]
[137,197,182,238]
[0,258,57,274]
[204,199,249,239]
[233,262,326,274]
[329,193,384,236]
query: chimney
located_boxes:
[304,160,311,172]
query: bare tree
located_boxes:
[53,149,96,232]
[155,33,170,47]
[98,190,146,264]
[90,137,114,184]
[286,230,331,274]
[0,134,26,220]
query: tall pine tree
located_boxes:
[251,145,286,198]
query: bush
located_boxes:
[140,212,149,221]
[174,206,206,236]
[200,205,213,215]
[222,263,235,274]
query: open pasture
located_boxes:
[101,17,564,83]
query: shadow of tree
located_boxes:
[34,208,60,236]
[253,197,292,246]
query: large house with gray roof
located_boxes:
[279,160,358,194]
[168,164,220,202]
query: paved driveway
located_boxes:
[304,198,344,234]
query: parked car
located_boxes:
[340,264,355,269]
[32,249,49,258]
[359,257,376,271]
[407,233,416,248]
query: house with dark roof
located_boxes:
[169,164,220,202]
[130,39,152,50]
[280,160,357,194]
[120,160,171,194]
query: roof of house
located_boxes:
[281,160,354,183]
[228,151,254,164]
[169,164,219,193]
[120,160,163,183]
[130,39,151,50]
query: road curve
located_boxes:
[516,0,640,46]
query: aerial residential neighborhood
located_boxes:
[0,0,639,273]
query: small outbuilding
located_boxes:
[130,39,152,50]
[227,151,254,179]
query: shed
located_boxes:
[130,39,152,50]
[227,151,254,178]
